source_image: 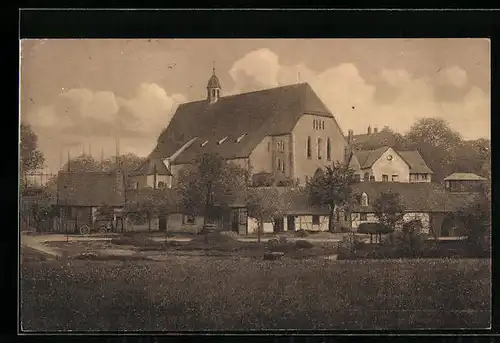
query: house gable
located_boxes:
[370,147,410,182]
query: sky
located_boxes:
[20,38,491,173]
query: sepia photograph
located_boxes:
[19,38,491,331]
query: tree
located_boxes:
[174,153,249,235]
[373,192,406,244]
[457,180,491,253]
[245,187,289,242]
[20,123,45,186]
[307,162,357,232]
[125,188,173,233]
[404,118,464,182]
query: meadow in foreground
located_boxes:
[20,250,490,332]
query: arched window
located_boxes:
[326,138,331,160]
[364,172,370,181]
[361,192,368,207]
[307,136,311,158]
[157,181,165,189]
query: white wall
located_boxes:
[294,215,329,231]
[371,147,410,183]
[247,217,274,234]
[351,211,430,234]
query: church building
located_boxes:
[131,67,348,188]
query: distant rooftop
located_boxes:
[443,172,487,181]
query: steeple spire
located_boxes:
[207,62,221,104]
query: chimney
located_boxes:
[367,125,372,135]
[373,127,378,133]
[348,129,354,144]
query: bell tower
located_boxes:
[207,62,221,104]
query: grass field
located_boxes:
[20,254,490,331]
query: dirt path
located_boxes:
[21,234,62,258]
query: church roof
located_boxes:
[151,83,342,164]
[130,159,172,176]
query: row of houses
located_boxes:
[41,167,484,237]
[23,69,489,236]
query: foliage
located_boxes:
[373,192,406,236]
[307,161,357,231]
[252,172,275,187]
[174,153,249,223]
[295,240,314,249]
[457,182,491,254]
[295,229,309,238]
[245,187,289,242]
[20,123,45,185]
[355,118,490,183]
[125,188,174,231]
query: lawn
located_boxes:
[20,255,490,331]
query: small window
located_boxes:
[344,214,348,222]
[382,174,389,182]
[217,136,228,145]
[307,136,312,159]
[281,160,285,172]
[277,140,284,152]
[236,134,246,143]
[354,174,361,182]
[360,213,368,221]
[326,138,331,160]
[313,120,316,129]
[267,141,271,152]
[183,215,195,225]
[277,158,281,171]
[370,175,375,182]
[322,121,325,130]
[157,181,165,189]
[312,215,320,225]
[361,192,368,207]
[364,172,370,181]
[317,138,322,159]
[392,174,399,182]
[201,140,209,147]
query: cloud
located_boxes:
[23,83,185,172]
[229,49,490,141]
[436,65,468,88]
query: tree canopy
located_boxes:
[174,153,249,224]
[373,192,406,232]
[307,162,357,231]
[20,123,45,176]
[354,117,490,183]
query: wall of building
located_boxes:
[165,213,204,234]
[410,173,432,183]
[145,174,172,189]
[350,211,430,234]
[371,148,410,182]
[247,218,275,235]
[292,215,329,231]
[291,114,346,185]
[249,136,273,174]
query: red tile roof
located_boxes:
[151,83,344,164]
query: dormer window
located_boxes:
[361,192,368,207]
[217,136,228,145]
[201,140,209,147]
[236,134,246,143]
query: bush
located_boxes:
[295,230,309,238]
[295,240,314,250]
